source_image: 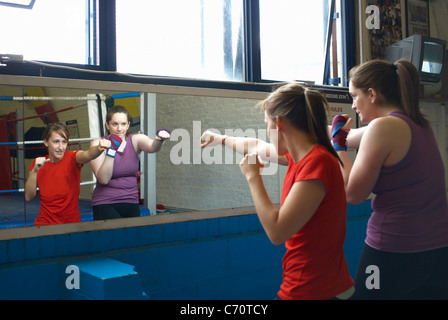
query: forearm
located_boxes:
[222,136,261,156]
[337,150,353,189]
[246,175,280,244]
[24,171,38,201]
[87,144,105,161]
[76,144,104,165]
[146,138,164,153]
[136,134,165,154]
[346,126,366,149]
[95,156,115,184]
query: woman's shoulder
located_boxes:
[63,150,80,165]
[366,115,409,136]
[310,145,335,162]
[299,146,336,171]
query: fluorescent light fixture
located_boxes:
[0,0,35,9]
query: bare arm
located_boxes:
[25,170,38,201]
[90,139,114,185]
[346,126,367,149]
[133,133,165,154]
[328,117,366,150]
[76,139,110,165]
[200,130,288,166]
[240,154,325,245]
[340,118,399,204]
[24,157,50,201]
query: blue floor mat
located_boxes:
[0,193,192,229]
[0,193,93,228]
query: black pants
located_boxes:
[93,203,140,220]
[353,244,448,300]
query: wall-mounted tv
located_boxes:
[385,35,446,84]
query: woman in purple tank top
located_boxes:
[332,59,448,299]
[90,105,169,220]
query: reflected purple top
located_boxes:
[92,134,140,206]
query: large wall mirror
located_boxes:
[0,82,282,234]
[0,78,355,239]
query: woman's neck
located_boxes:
[284,129,316,163]
[377,103,402,118]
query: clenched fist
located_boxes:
[32,157,50,172]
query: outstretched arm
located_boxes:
[133,133,167,154]
[200,130,288,166]
[76,139,111,165]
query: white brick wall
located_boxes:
[155,93,282,210]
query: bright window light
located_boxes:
[0,0,35,9]
[115,0,245,82]
[0,0,90,64]
[259,0,336,84]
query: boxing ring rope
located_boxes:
[0,97,103,145]
[6,104,87,123]
[0,96,104,101]
[0,137,98,146]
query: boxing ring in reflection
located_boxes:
[0,93,108,228]
[0,92,193,229]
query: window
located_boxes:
[0,0,94,65]
[0,0,351,86]
[259,0,342,85]
[115,0,245,81]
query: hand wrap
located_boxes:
[331,115,349,151]
[109,134,123,150]
[156,128,171,141]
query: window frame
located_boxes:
[0,0,355,89]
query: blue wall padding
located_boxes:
[0,202,372,300]
[112,231,284,300]
[0,262,61,299]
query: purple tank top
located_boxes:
[92,134,140,206]
[367,112,448,252]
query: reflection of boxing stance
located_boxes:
[24,122,110,226]
[90,105,170,220]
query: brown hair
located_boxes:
[263,83,343,165]
[42,122,69,142]
[349,59,429,127]
[105,105,131,136]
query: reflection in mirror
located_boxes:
[154,93,283,214]
[0,85,27,228]
[0,85,282,232]
[0,85,147,229]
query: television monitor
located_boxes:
[385,35,446,84]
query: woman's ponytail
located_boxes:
[304,89,343,166]
[264,83,343,165]
[395,59,429,127]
